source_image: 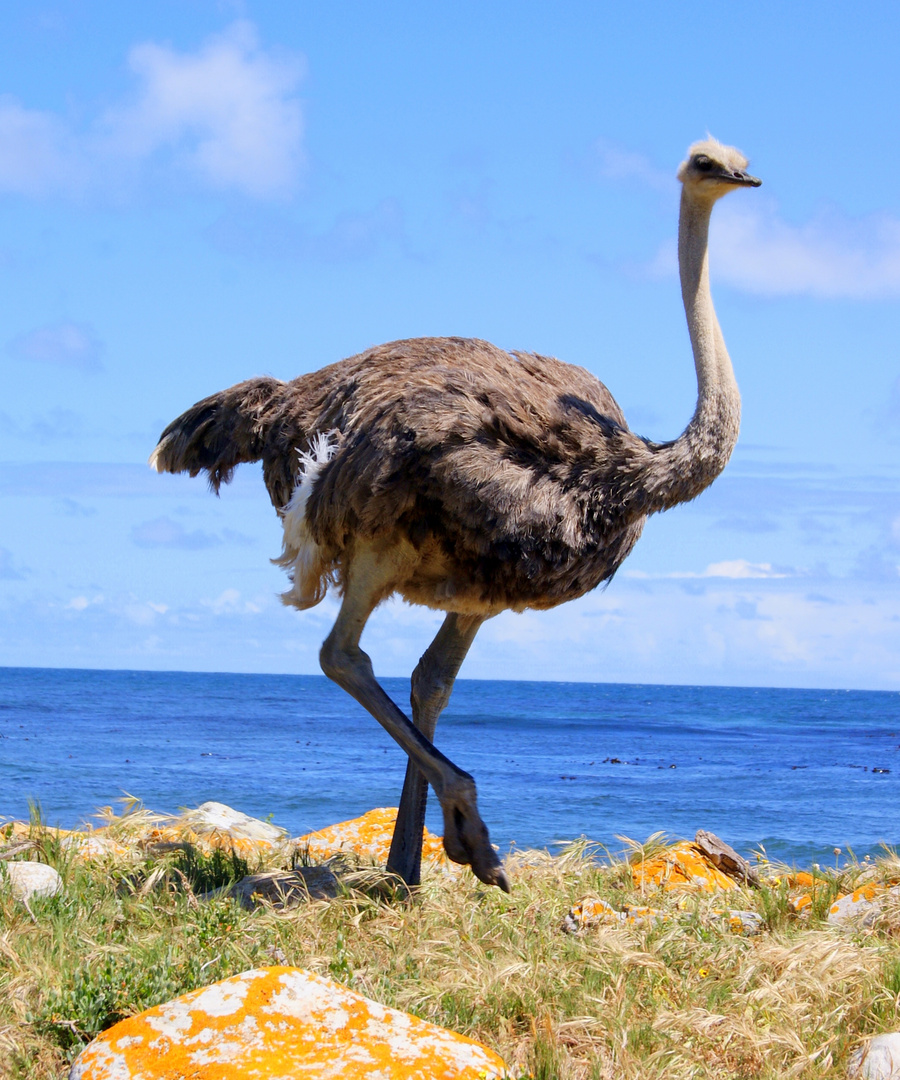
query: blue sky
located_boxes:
[1,2,899,689]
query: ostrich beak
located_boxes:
[730,169,762,187]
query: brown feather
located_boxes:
[150,337,689,614]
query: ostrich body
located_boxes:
[151,139,760,892]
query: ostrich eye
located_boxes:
[693,156,714,172]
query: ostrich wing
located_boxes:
[150,377,288,493]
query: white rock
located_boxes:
[848,1033,900,1079]
[828,887,900,929]
[1,861,62,902]
[180,801,287,842]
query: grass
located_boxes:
[1,825,900,1079]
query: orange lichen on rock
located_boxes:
[631,840,736,893]
[2,821,130,863]
[5,802,292,863]
[778,872,838,915]
[827,882,899,927]
[69,966,509,1080]
[295,807,449,869]
[146,825,277,857]
[791,893,813,914]
[2,821,78,842]
[563,898,620,931]
[565,898,669,931]
[145,801,289,859]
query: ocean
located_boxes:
[1,666,898,868]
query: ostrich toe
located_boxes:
[439,781,510,892]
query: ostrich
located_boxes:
[151,138,760,893]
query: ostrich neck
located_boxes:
[637,190,741,513]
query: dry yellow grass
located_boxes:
[1,819,899,1079]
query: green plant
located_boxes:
[169,845,251,894]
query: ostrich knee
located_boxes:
[319,634,372,691]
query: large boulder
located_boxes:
[147,801,289,858]
[69,966,508,1079]
[631,840,737,893]
[295,807,448,869]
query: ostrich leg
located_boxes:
[319,544,508,891]
[386,613,484,887]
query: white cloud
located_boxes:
[711,200,900,300]
[102,21,304,197]
[626,559,791,581]
[6,320,104,370]
[130,515,256,550]
[4,567,900,687]
[590,138,670,192]
[703,559,789,579]
[131,516,221,550]
[66,595,102,611]
[644,199,900,302]
[202,588,263,615]
[0,96,87,196]
[0,21,305,200]
[649,200,900,300]
[467,576,900,689]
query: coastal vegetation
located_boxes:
[1,814,899,1078]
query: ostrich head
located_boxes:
[677,137,761,199]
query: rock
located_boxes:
[0,840,35,861]
[183,802,287,843]
[762,871,833,918]
[621,904,667,927]
[631,840,737,893]
[295,808,448,869]
[1,861,62,902]
[564,896,761,936]
[725,909,764,935]
[60,834,130,861]
[563,897,619,932]
[848,1033,900,1079]
[69,966,509,1079]
[146,801,289,859]
[694,829,761,887]
[563,897,668,932]
[828,885,900,929]
[217,867,341,910]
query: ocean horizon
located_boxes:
[2,665,898,869]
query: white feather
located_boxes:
[273,432,339,609]
[148,442,164,472]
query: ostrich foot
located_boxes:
[439,780,510,892]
